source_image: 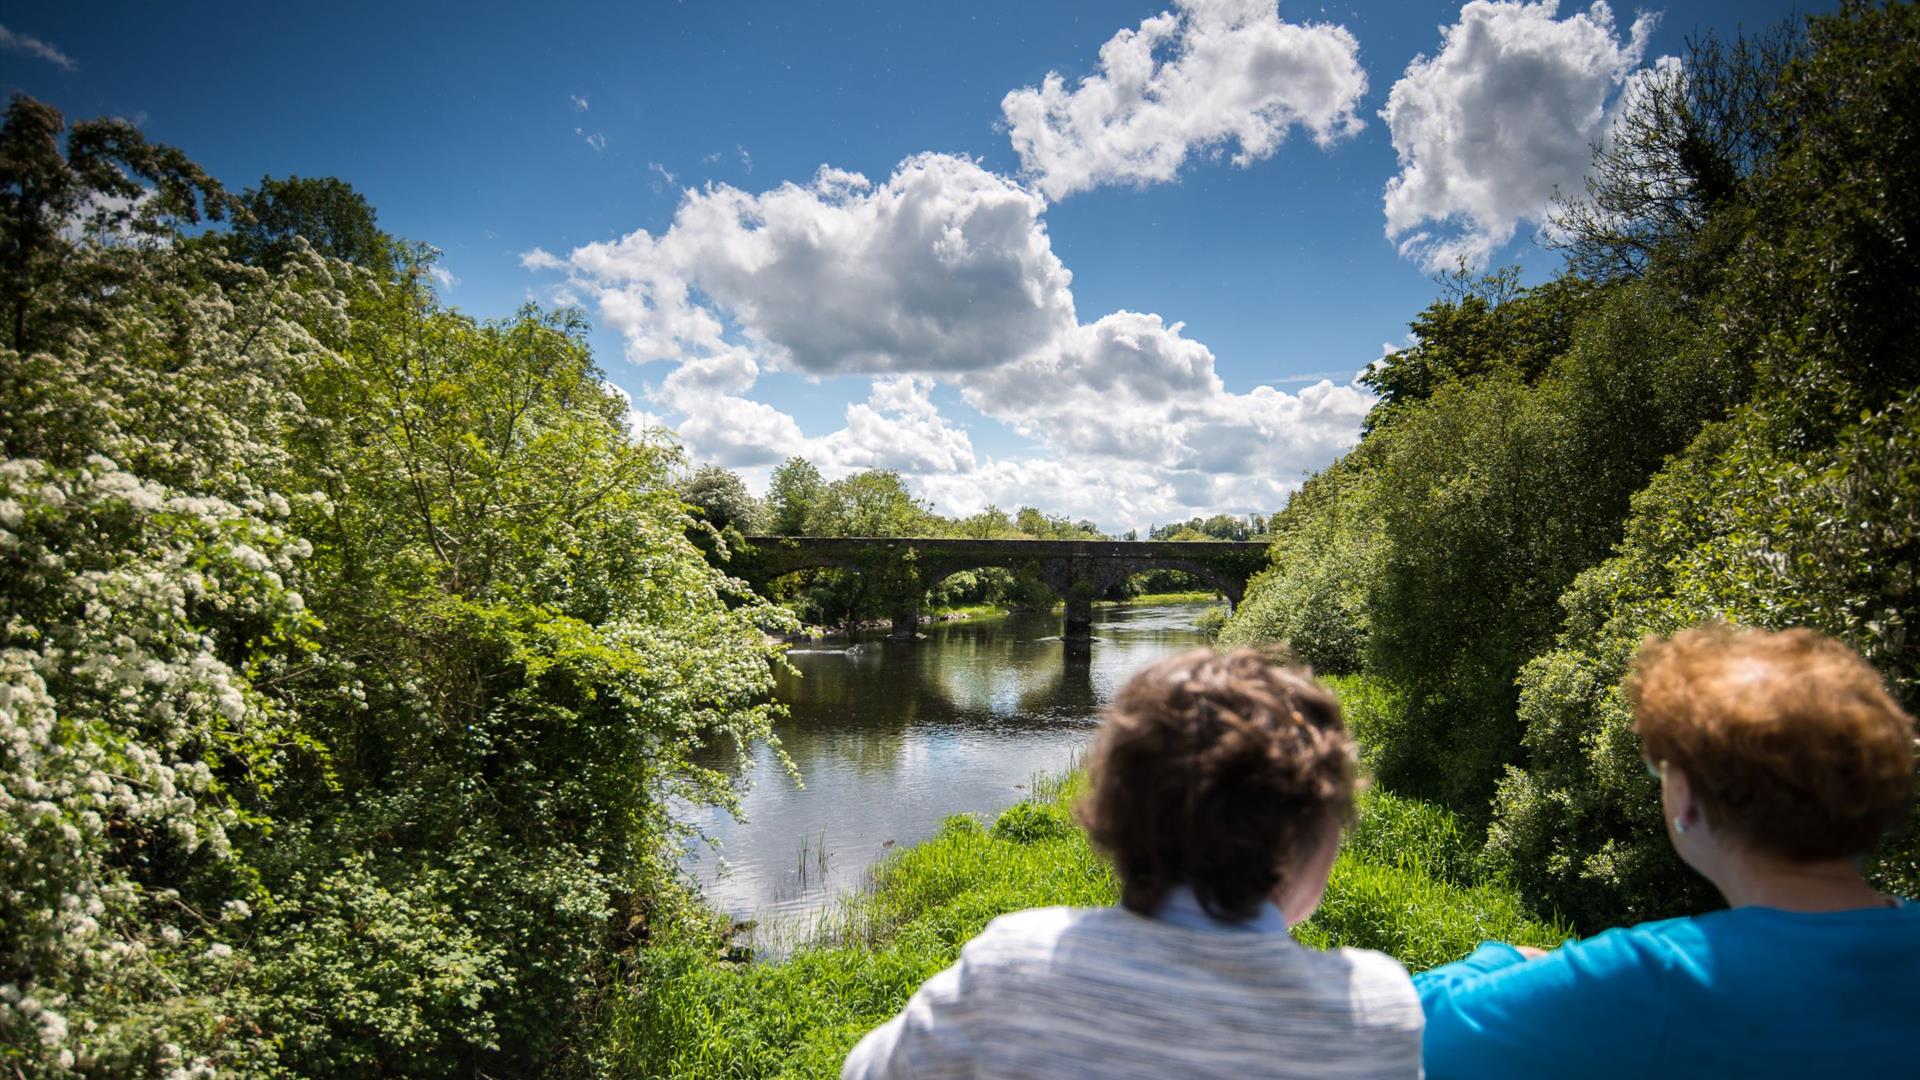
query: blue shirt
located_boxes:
[1415,902,1920,1079]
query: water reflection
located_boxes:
[680,601,1216,934]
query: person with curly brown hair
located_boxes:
[1416,624,1920,1079]
[841,648,1422,1080]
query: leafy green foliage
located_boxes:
[1217,454,1378,674]
[0,94,235,357]
[679,463,767,535]
[1489,395,1920,927]
[0,98,789,1077]
[988,800,1078,844]
[1484,0,1920,930]
[232,175,394,272]
[1359,268,1592,422]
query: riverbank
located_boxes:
[618,766,1570,1077]
[776,606,1006,640]
[1095,589,1222,607]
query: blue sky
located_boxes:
[5,0,1814,530]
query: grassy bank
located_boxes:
[614,772,1569,1078]
[1096,589,1223,607]
[925,602,1011,624]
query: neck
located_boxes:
[1706,851,1889,913]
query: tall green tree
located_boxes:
[765,455,826,535]
[0,93,231,357]
[231,174,393,272]
[816,470,931,537]
[1490,0,1920,929]
[679,463,766,534]
[0,96,792,1077]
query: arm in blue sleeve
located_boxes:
[1413,930,1667,1080]
[1416,941,1530,997]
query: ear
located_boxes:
[1664,764,1701,831]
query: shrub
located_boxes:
[989,801,1078,844]
[1217,452,1379,675]
[1490,395,1920,929]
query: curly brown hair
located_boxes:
[1630,624,1918,860]
[1079,648,1358,923]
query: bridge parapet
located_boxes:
[734,536,1270,640]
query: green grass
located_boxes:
[924,602,1009,624]
[1094,589,1223,607]
[1345,788,1479,887]
[612,773,1570,1079]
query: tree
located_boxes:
[1491,0,1920,929]
[231,174,394,272]
[679,463,766,534]
[277,283,793,1072]
[957,505,1015,538]
[1549,25,1806,282]
[1360,267,1595,424]
[1198,514,1253,541]
[1014,506,1050,538]
[766,456,826,534]
[817,469,930,537]
[0,93,232,356]
[0,97,793,1075]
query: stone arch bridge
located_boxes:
[735,537,1270,640]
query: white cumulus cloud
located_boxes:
[541,154,1076,375]
[817,376,977,474]
[1001,0,1367,202]
[531,151,1375,530]
[1381,0,1655,270]
[964,311,1369,478]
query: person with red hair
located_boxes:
[1418,625,1919,1079]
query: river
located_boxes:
[680,600,1217,940]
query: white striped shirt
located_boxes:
[842,898,1422,1079]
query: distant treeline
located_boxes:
[676,457,1268,624]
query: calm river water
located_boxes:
[681,601,1216,938]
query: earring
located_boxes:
[1673,816,1688,835]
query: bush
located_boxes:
[1217,452,1378,674]
[989,801,1078,844]
[0,100,791,1076]
[1490,395,1920,929]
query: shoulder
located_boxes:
[952,906,1112,969]
[964,905,1095,948]
[1325,947,1423,1031]
[1559,916,1702,978]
